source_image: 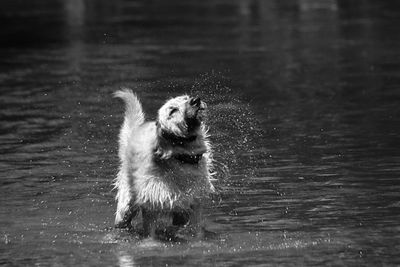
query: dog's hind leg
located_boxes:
[172,211,190,226]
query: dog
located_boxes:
[113,89,215,238]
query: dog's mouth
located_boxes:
[189,96,201,108]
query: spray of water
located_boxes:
[189,72,264,187]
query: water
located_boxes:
[1,0,400,266]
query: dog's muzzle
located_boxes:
[186,97,204,119]
[185,96,206,132]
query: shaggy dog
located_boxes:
[113,89,215,238]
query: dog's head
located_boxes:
[157,95,207,139]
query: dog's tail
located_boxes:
[114,88,145,130]
[114,89,145,160]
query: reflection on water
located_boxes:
[1,0,400,266]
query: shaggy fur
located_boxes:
[113,89,215,238]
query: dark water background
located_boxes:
[1,0,400,266]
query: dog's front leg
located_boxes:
[142,208,157,238]
[115,198,138,228]
[189,201,205,238]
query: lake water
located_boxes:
[1,0,400,266]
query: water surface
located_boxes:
[1,0,400,266]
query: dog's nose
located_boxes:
[190,97,201,107]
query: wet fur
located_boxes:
[113,89,214,238]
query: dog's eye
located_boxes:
[169,107,178,116]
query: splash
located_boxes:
[189,72,264,182]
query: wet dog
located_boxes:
[113,89,215,238]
